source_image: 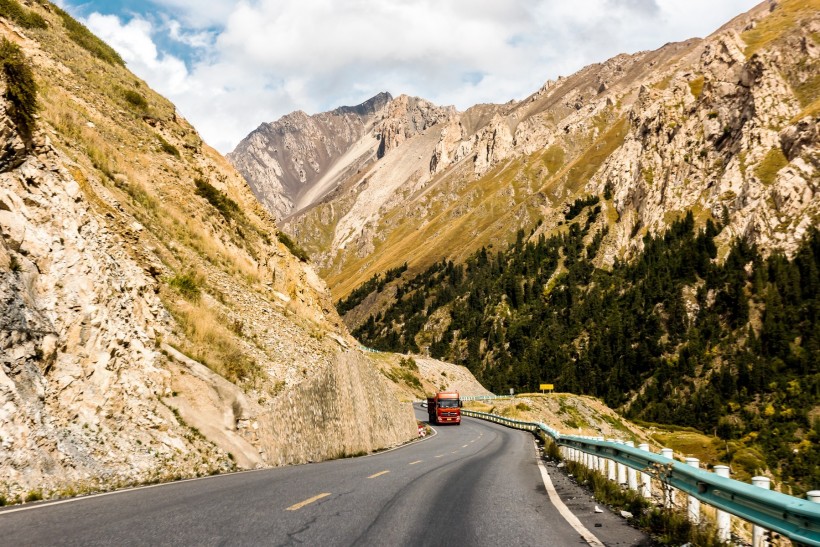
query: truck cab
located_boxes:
[426,391,461,425]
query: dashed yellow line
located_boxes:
[286,493,331,511]
[368,470,390,479]
[409,460,422,465]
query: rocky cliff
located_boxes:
[229,0,818,303]
[227,92,393,220]
[0,2,417,503]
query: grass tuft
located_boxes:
[277,231,310,262]
[688,76,704,99]
[755,147,789,185]
[168,272,201,302]
[123,89,148,110]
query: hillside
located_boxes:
[0,1,418,503]
[346,210,820,494]
[229,0,819,302]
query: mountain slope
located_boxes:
[0,1,417,503]
[227,91,394,220]
[229,0,818,303]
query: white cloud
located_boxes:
[78,0,760,153]
[85,14,190,95]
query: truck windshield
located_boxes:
[438,399,459,408]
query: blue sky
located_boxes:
[58,0,761,154]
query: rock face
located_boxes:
[232,0,819,303]
[227,92,392,219]
[0,5,417,503]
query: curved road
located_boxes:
[0,406,648,546]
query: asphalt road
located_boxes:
[0,406,649,546]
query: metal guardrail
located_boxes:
[459,394,512,401]
[462,409,820,546]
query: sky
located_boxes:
[57,1,761,154]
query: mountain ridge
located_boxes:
[228,0,818,303]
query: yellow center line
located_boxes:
[286,493,331,511]
[368,470,390,479]
[409,460,422,465]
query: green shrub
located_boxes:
[0,0,47,29]
[24,489,42,503]
[0,37,38,138]
[157,134,180,158]
[168,273,201,302]
[399,356,418,371]
[52,5,124,66]
[277,231,309,262]
[123,89,148,110]
[194,178,240,222]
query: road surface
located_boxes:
[0,405,649,546]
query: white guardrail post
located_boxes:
[752,476,771,547]
[607,439,617,481]
[596,437,604,473]
[625,441,638,491]
[660,448,674,508]
[616,441,627,485]
[638,443,652,499]
[714,465,732,542]
[685,457,700,524]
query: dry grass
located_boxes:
[165,295,262,387]
[688,76,705,99]
[741,0,820,58]
[755,147,789,185]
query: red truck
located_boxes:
[426,391,462,425]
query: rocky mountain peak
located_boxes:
[333,91,393,117]
[227,92,395,219]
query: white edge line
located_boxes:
[534,441,605,547]
[0,410,439,515]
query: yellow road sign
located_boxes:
[540,383,554,391]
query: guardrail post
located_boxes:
[809,490,820,503]
[638,443,652,499]
[660,448,674,507]
[606,439,617,481]
[595,437,604,472]
[714,465,731,542]
[752,476,771,547]
[685,458,700,524]
[616,441,627,485]
[625,441,638,491]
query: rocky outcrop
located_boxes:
[376,95,454,158]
